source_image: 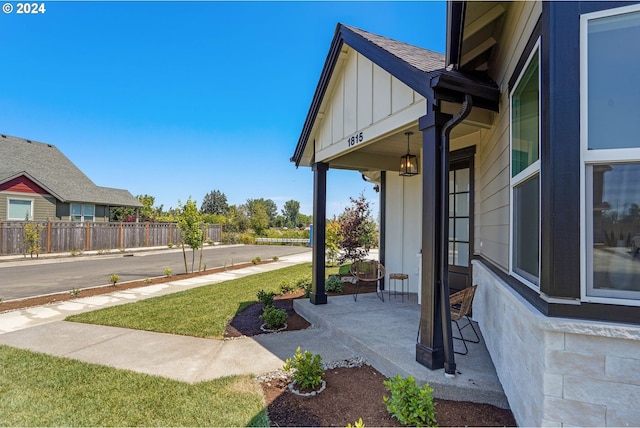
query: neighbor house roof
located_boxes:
[0,134,143,207]
[291,23,499,167]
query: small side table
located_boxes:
[388,273,409,302]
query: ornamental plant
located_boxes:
[279,279,297,294]
[256,289,276,307]
[283,346,324,391]
[260,306,287,329]
[383,375,437,427]
[325,275,343,293]
[109,274,120,287]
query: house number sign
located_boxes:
[347,132,364,148]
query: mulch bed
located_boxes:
[261,364,517,427]
[226,289,517,427]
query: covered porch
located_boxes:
[294,292,509,408]
[292,23,499,374]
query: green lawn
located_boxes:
[0,345,268,427]
[66,263,313,338]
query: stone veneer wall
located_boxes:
[472,260,640,427]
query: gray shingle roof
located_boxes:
[343,25,446,73]
[0,134,142,207]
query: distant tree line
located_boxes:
[109,191,312,234]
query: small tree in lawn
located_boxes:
[337,194,377,264]
[176,198,204,273]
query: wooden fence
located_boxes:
[0,221,222,255]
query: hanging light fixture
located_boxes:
[399,131,418,176]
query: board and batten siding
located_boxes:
[468,0,542,272]
[314,48,424,163]
[385,171,423,300]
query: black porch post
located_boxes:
[416,109,451,370]
[311,161,328,305]
[379,171,386,291]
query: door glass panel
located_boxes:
[455,193,469,216]
[457,243,469,267]
[449,165,471,268]
[455,218,469,241]
[448,242,455,265]
[449,194,455,216]
[449,218,454,240]
[455,168,470,192]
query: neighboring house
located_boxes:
[0,134,142,221]
[292,1,640,426]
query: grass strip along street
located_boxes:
[66,263,314,338]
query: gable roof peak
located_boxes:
[338,23,445,74]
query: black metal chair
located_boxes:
[349,260,385,302]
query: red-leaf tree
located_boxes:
[337,194,378,264]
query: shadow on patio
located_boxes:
[294,292,510,409]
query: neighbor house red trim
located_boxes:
[0,175,49,195]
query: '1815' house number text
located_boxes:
[347,132,364,147]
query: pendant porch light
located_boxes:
[399,131,418,176]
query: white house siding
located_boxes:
[474,260,640,427]
[384,171,422,301]
[314,49,424,163]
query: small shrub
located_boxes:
[347,418,365,428]
[296,276,313,298]
[273,255,280,261]
[70,288,79,298]
[109,274,120,287]
[70,249,83,257]
[168,243,174,248]
[383,375,437,427]
[240,234,256,245]
[303,283,312,298]
[296,276,312,290]
[326,275,343,293]
[256,289,276,307]
[260,306,287,329]
[279,279,297,294]
[144,278,152,284]
[163,268,172,277]
[283,346,324,391]
[252,257,261,265]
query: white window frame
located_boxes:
[580,3,640,306]
[509,38,542,290]
[7,197,34,220]
[70,203,96,222]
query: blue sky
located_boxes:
[1,1,445,219]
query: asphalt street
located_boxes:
[0,245,311,301]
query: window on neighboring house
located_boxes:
[510,42,541,288]
[8,198,33,220]
[582,4,640,304]
[70,203,95,222]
